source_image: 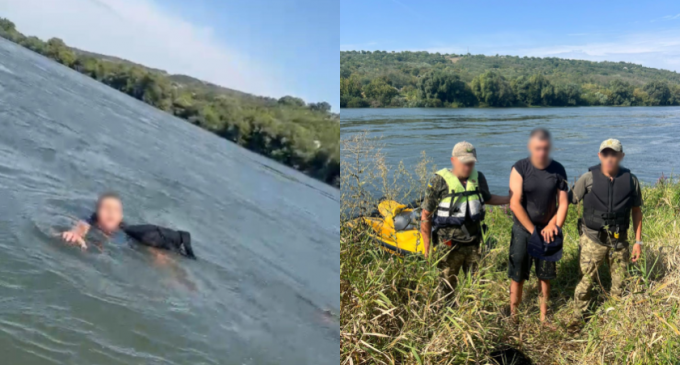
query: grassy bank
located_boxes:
[340,134,680,364]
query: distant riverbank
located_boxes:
[341,51,680,109]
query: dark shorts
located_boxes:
[508,224,556,282]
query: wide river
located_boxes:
[341,107,680,194]
[0,38,339,364]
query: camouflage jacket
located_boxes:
[421,171,492,245]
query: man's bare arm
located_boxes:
[541,190,569,242]
[632,207,642,242]
[486,194,510,206]
[631,206,643,262]
[420,209,432,259]
[509,167,534,233]
[556,190,569,228]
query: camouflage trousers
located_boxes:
[439,244,480,288]
[573,234,629,312]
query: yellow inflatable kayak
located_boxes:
[348,200,429,256]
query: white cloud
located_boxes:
[424,29,680,73]
[516,32,680,71]
[0,0,285,97]
[653,13,680,22]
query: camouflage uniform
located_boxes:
[570,169,642,313]
[440,244,481,286]
[421,170,491,285]
[573,234,630,312]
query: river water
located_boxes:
[0,38,339,364]
[341,107,680,194]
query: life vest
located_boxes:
[432,168,485,228]
[582,164,633,234]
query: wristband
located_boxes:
[635,240,643,246]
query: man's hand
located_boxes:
[631,243,641,262]
[62,230,87,250]
[541,223,559,243]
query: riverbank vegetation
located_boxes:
[340,50,680,109]
[340,133,680,364]
[0,18,339,187]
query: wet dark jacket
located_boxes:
[122,224,196,259]
[87,213,196,259]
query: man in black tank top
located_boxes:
[507,128,569,323]
[568,139,643,323]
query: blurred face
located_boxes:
[451,157,475,178]
[97,197,123,233]
[598,148,624,174]
[528,137,551,165]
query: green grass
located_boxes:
[340,135,680,364]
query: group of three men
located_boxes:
[420,128,643,324]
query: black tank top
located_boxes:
[512,158,568,228]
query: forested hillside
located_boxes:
[0,18,339,187]
[341,50,680,108]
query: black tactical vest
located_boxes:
[582,165,634,233]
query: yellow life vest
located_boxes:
[433,168,485,227]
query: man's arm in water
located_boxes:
[62,220,90,250]
[149,247,197,291]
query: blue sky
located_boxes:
[341,0,680,72]
[0,0,339,110]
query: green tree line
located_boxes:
[0,18,339,187]
[341,50,680,108]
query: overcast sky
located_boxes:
[0,0,339,109]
